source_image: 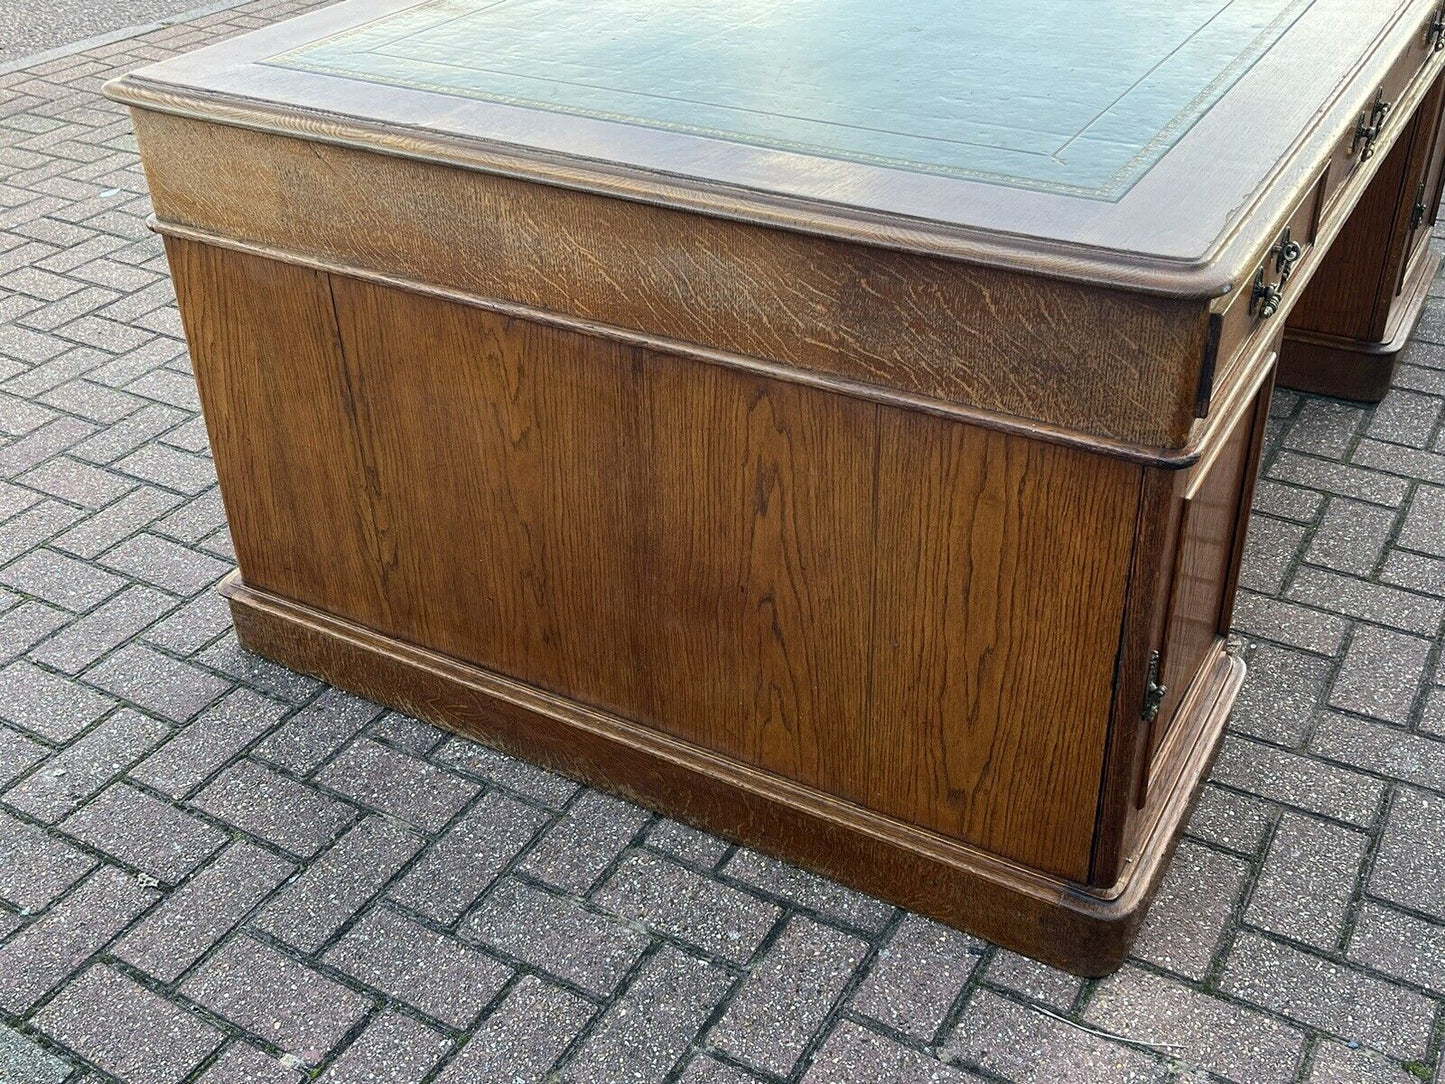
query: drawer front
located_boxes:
[1202,4,1445,416]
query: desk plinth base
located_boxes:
[221,571,1245,977]
[1280,247,1441,402]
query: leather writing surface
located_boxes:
[268,0,1316,200]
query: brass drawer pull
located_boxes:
[1430,5,1445,51]
[1252,226,1304,319]
[1353,90,1392,160]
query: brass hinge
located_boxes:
[1411,180,1429,232]
[1142,651,1168,724]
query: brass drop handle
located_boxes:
[1430,6,1445,50]
[1353,92,1392,160]
[1251,269,1284,319]
[1273,228,1303,283]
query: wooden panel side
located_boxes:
[134,109,1209,449]
[169,237,1132,878]
[870,418,1140,881]
[163,234,391,618]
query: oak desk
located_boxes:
[108,0,1445,975]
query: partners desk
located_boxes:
[108,0,1445,975]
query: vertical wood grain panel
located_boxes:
[170,237,1138,879]
[870,420,1140,881]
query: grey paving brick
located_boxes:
[0,864,157,1012]
[1422,686,1445,735]
[1269,451,1410,506]
[1240,515,1307,593]
[129,688,286,799]
[324,906,510,1028]
[195,1043,304,1084]
[645,818,732,869]
[1185,783,1277,856]
[1371,787,1445,921]
[1253,478,1326,522]
[389,789,548,923]
[181,935,371,1065]
[1306,1040,1421,1084]
[982,950,1083,1012]
[1221,931,1435,1059]
[463,878,649,996]
[193,758,357,859]
[194,632,322,704]
[0,808,95,910]
[84,643,231,722]
[1086,965,1305,1084]
[249,687,380,774]
[432,975,593,1084]
[61,781,224,882]
[518,789,649,894]
[722,848,894,933]
[315,1010,449,1084]
[254,815,422,953]
[1353,438,1445,485]
[316,738,477,832]
[707,915,869,1077]
[69,403,186,465]
[115,443,215,495]
[1133,838,1248,978]
[366,711,443,755]
[1312,712,1445,789]
[0,598,65,660]
[1287,567,1444,635]
[0,723,47,787]
[141,589,231,656]
[113,840,293,982]
[0,1022,72,1084]
[677,1055,766,1084]
[1284,399,1366,459]
[4,707,168,822]
[19,456,134,508]
[1379,547,1445,595]
[0,503,84,566]
[849,914,982,1040]
[0,659,115,739]
[947,988,1166,1084]
[1366,389,1443,448]
[1305,498,1397,575]
[594,850,780,964]
[0,547,123,612]
[29,585,176,674]
[1246,812,1368,950]
[562,944,733,1084]
[1328,625,1433,723]
[152,489,226,544]
[33,964,222,1084]
[1397,484,1445,556]
[1210,734,1386,825]
[0,417,95,479]
[435,736,580,808]
[1231,643,1332,745]
[55,491,192,565]
[99,532,229,595]
[1348,901,1445,994]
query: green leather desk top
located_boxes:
[266,0,1315,201]
[107,0,1441,293]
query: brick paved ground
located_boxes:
[1,3,1444,1082]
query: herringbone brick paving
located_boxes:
[1,2,1444,1081]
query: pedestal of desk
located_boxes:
[1282,68,1445,401]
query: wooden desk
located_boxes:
[107,0,1445,975]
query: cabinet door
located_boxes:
[1141,380,1271,790]
[1400,75,1445,292]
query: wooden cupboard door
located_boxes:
[1402,74,1445,291]
[1144,382,1270,781]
